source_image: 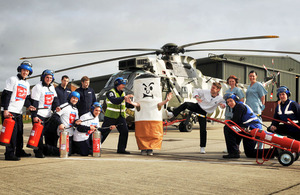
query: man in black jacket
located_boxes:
[55,75,72,106]
[75,76,96,117]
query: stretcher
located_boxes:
[163,119,186,134]
[224,119,300,166]
[169,114,300,166]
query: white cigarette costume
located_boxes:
[134,73,163,150]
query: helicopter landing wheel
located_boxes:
[179,120,193,132]
[278,151,294,166]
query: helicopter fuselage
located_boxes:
[98,54,233,123]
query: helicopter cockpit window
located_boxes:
[104,71,132,89]
[104,73,118,88]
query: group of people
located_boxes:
[1,62,137,160]
[223,72,300,159]
[168,71,300,159]
[1,61,300,161]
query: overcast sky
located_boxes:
[1,0,300,91]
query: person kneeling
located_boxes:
[223,93,276,159]
[73,102,115,156]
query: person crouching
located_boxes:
[44,91,81,156]
[73,102,115,156]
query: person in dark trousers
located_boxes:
[167,82,225,154]
[73,102,115,156]
[100,77,135,154]
[268,86,300,141]
[31,70,59,158]
[223,93,277,159]
[55,75,72,106]
[44,75,72,148]
[44,91,81,156]
[75,76,96,117]
[1,61,36,161]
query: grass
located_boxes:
[0,115,32,125]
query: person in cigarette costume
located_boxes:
[128,73,172,156]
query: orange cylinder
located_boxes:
[27,122,43,149]
[0,118,16,146]
[250,128,300,153]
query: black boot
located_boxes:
[16,150,31,157]
[223,153,240,159]
[5,155,20,161]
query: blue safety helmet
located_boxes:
[41,69,55,83]
[91,102,102,112]
[17,61,33,76]
[277,86,291,98]
[68,91,80,101]
[114,77,127,86]
[223,93,239,102]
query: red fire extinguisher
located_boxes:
[250,128,300,153]
[27,122,44,149]
[0,117,16,146]
[93,130,101,157]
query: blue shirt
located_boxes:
[246,82,267,115]
[55,84,72,106]
[225,87,245,120]
[75,86,97,117]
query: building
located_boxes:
[196,54,300,102]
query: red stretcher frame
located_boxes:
[165,114,300,166]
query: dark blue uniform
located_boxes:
[75,86,96,117]
[271,99,300,141]
[224,102,274,158]
[55,84,71,106]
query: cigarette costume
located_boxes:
[134,73,163,150]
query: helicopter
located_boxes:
[20,35,300,132]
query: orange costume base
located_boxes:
[135,121,163,150]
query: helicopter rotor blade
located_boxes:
[20,48,158,60]
[28,52,156,79]
[180,35,279,49]
[185,48,300,55]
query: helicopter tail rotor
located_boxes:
[263,62,280,99]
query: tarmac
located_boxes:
[1,122,300,195]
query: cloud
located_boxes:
[1,0,300,91]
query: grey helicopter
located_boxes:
[21,35,300,132]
